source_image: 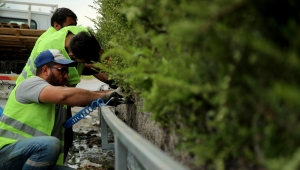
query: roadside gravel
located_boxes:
[66,106,115,170]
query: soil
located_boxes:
[66,106,115,170]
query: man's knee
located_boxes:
[45,136,60,153]
[36,136,61,155]
[19,136,61,169]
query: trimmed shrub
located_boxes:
[92,0,300,169]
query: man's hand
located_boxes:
[106,92,126,106]
[102,87,124,105]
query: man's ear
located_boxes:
[53,22,61,31]
[68,52,74,58]
[65,45,73,57]
[42,65,50,76]
[100,49,105,56]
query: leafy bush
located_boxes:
[92,0,300,169]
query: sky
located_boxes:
[3,0,98,28]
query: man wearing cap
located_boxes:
[0,49,120,169]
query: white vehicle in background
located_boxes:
[0,1,55,30]
[0,1,56,109]
[0,1,56,73]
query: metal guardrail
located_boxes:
[99,106,189,170]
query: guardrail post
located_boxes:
[115,136,127,170]
[99,105,114,149]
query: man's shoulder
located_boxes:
[61,26,88,34]
[16,77,49,104]
[22,76,47,85]
[24,76,41,80]
[38,27,57,40]
[18,77,49,94]
[37,32,65,50]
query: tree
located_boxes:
[93,0,300,169]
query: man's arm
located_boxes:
[39,86,110,107]
[93,73,108,83]
[82,63,109,83]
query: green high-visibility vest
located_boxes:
[16,27,56,84]
[16,26,87,86]
[0,77,65,165]
[39,27,57,40]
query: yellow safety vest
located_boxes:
[17,26,87,86]
[0,78,66,165]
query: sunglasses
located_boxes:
[51,66,69,76]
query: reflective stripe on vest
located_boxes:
[0,128,27,141]
[19,58,36,84]
[21,70,26,80]
[27,58,36,75]
[21,58,36,79]
[0,114,47,137]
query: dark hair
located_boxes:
[36,62,56,75]
[51,8,77,27]
[69,31,101,62]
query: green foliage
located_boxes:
[0,3,6,8]
[92,0,300,169]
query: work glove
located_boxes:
[106,79,119,89]
[102,87,125,106]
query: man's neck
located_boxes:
[65,33,74,48]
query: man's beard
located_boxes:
[46,71,67,86]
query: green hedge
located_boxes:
[92,0,300,169]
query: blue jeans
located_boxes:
[0,136,75,170]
